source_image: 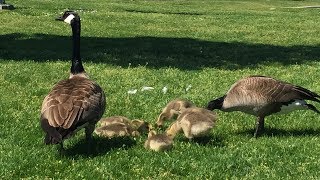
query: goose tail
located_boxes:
[294,86,320,103]
[306,104,320,114]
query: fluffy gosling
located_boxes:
[156,99,194,128]
[144,130,174,152]
[95,117,151,138]
[166,107,217,140]
[99,116,131,126]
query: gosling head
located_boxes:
[131,119,153,134]
[144,130,173,152]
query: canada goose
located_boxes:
[166,107,217,140]
[99,116,131,127]
[156,99,194,128]
[206,75,320,137]
[40,11,106,150]
[144,130,173,152]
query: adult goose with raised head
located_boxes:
[40,11,106,149]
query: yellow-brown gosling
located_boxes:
[99,116,131,127]
[95,118,151,138]
[156,99,194,127]
[166,107,217,140]
[94,123,134,138]
[144,130,174,152]
[131,119,153,136]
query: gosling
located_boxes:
[94,123,133,138]
[95,117,151,138]
[166,107,217,140]
[99,116,131,126]
[156,99,194,128]
[144,130,174,152]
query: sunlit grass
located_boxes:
[1,0,320,179]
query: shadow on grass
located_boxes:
[124,9,204,16]
[61,136,136,158]
[1,33,319,70]
[238,127,320,137]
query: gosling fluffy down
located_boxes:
[166,107,217,139]
[94,123,133,138]
[95,117,152,138]
[144,130,173,152]
[99,116,131,126]
[156,99,194,127]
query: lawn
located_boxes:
[1,0,320,179]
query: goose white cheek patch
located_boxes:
[64,14,75,24]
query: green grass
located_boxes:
[1,0,320,179]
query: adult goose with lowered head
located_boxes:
[40,11,106,149]
[206,75,320,137]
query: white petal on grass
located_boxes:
[128,89,137,94]
[141,86,154,91]
[186,84,192,92]
[162,86,168,94]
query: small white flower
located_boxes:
[128,89,137,94]
[162,86,168,94]
[186,84,192,92]
[141,86,154,91]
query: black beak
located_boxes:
[55,16,63,21]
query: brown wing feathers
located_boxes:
[41,78,102,131]
[264,80,320,103]
[245,76,320,103]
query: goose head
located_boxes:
[55,10,80,24]
[206,96,225,110]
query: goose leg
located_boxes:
[85,123,95,153]
[58,142,66,156]
[254,116,265,138]
[59,142,64,149]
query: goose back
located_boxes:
[40,76,106,143]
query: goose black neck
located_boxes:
[70,19,84,74]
